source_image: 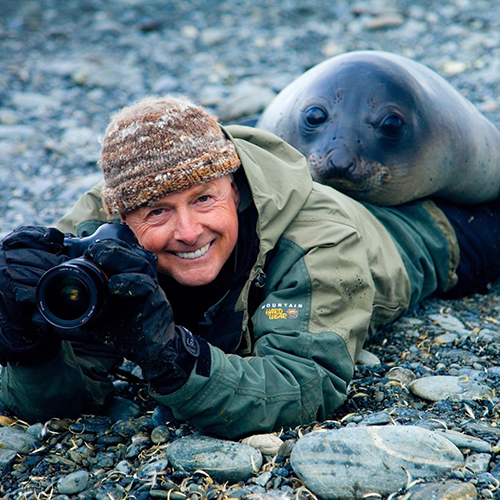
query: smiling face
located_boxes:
[122,175,240,287]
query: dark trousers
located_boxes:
[436,199,500,298]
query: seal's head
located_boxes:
[258,51,467,205]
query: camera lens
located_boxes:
[37,258,108,329]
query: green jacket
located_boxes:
[2,126,458,438]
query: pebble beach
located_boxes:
[2,1,500,498]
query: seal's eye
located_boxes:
[380,114,404,138]
[304,106,328,126]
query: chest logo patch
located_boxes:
[262,303,303,320]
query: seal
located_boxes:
[257,50,500,205]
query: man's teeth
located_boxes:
[176,243,210,260]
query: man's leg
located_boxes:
[435,200,500,298]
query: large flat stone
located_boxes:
[290,425,464,499]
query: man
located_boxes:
[0,96,499,439]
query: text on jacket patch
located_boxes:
[261,303,303,320]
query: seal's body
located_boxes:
[258,51,500,205]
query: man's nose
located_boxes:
[173,209,203,244]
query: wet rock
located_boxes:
[442,60,468,75]
[254,471,272,487]
[167,435,263,483]
[94,484,127,500]
[277,439,295,458]
[115,460,132,475]
[0,140,21,156]
[435,333,458,344]
[429,314,467,332]
[0,448,18,469]
[437,430,492,452]
[96,451,115,468]
[152,75,180,94]
[365,13,405,30]
[151,425,171,444]
[0,427,37,453]
[57,470,89,495]
[200,28,226,46]
[0,125,37,140]
[356,349,381,367]
[457,368,488,382]
[465,453,491,473]
[290,425,464,499]
[26,423,45,440]
[407,480,478,499]
[59,126,96,149]
[0,108,19,125]
[241,434,283,456]
[358,411,392,426]
[137,458,169,478]
[465,422,500,437]
[151,405,179,427]
[409,375,493,402]
[219,84,276,122]
[438,348,481,364]
[488,366,500,378]
[56,172,103,204]
[10,91,61,111]
[71,60,144,89]
[478,328,500,342]
[386,366,416,385]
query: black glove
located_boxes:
[0,226,68,366]
[83,238,201,391]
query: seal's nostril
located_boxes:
[326,149,357,179]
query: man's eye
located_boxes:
[197,195,211,203]
[150,208,164,217]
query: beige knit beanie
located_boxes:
[99,95,241,215]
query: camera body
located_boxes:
[37,223,153,330]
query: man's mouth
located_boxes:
[175,242,211,260]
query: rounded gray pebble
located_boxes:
[0,427,37,454]
[359,411,393,426]
[57,470,89,495]
[409,375,493,401]
[0,448,18,469]
[26,423,45,440]
[167,435,263,483]
[115,460,132,475]
[151,425,171,444]
[407,480,478,499]
[138,458,169,478]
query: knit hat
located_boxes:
[99,95,241,215]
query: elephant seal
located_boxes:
[257,50,500,205]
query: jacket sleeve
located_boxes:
[150,229,383,439]
[1,341,119,423]
[56,179,111,236]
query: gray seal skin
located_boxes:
[257,50,500,205]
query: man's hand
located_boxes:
[0,226,68,365]
[83,238,200,390]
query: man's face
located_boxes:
[122,175,240,287]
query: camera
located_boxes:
[36,223,150,330]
